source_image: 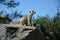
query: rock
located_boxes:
[0,24,49,40]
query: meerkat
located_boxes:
[19,10,36,26]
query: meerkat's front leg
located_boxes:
[31,19,33,26]
[28,18,30,26]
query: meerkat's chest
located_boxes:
[27,14,32,19]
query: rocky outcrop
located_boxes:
[0,24,49,40]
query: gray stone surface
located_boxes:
[0,24,36,40]
[0,24,49,40]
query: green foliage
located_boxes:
[0,10,22,23]
[0,0,5,3]
[33,12,60,40]
[0,0,20,8]
[0,0,22,23]
[0,11,12,24]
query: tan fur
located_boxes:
[19,10,36,26]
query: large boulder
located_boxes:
[0,24,49,40]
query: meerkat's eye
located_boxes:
[29,11,31,13]
[32,10,34,12]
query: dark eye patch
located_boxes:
[29,11,31,13]
[32,10,34,12]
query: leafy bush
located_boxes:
[33,12,60,40]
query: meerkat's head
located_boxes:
[29,10,36,14]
